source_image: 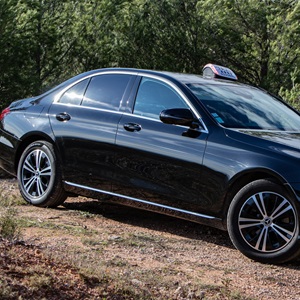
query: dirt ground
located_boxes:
[1,177,300,299]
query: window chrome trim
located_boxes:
[65,181,217,220]
[54,70,139,103]
[52,69,209,133]
[51,101,125,115]
[135,73,208,133]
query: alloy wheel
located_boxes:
[21,149,52,198]
[238,192,297,253]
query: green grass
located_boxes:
[18,216,98,236]
[0,193,22,242]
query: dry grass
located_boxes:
[2,178,300,299]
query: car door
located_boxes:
[49,72,136,190]
[114,76,209,213]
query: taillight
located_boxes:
[0,107,10,121]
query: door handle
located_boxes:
[56,112,71,122]
[123,123,142,132]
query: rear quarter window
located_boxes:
[58,79,89,105]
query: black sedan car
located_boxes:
[1,64,300,264]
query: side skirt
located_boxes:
[64,181,226,231]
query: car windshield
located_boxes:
[187,83,300,131]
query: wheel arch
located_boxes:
[221,168,297,229]
[14,132,57,174]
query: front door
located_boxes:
[114,76,208,213]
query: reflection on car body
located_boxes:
[1,64,300,264]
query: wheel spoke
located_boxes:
[40,165,52,177]
[255,227,268,251]
[35,150,42,170]
[271,201,292,220]
[24,176,36,193]
[24,158,36,174]
[258,193,268,216]
[36,178,45,196]
[272,224,294,241]
[253,195,266,218]
[239,217,262,229]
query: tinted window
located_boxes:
[82,74,132,111]
[188,83,300,131]
[134,78,188,119]
[59,79,89,105]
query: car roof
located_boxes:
[88,67,244,87]
[45,67,244,98]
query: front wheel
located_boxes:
[228,179,300,264]
[17,140,67,207]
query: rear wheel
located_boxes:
[228,179,300,264]
[17,141,66,207]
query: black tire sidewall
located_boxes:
[228,179,300,264]
[17,141,57,205]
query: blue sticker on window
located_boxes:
[211,112,224,124]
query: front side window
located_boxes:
[134,77,188,119]
[188,83,300,131]
[82,74,132,111]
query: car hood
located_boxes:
[237,130,300,150]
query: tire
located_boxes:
[17,140,67,207]
[227,179,300,264]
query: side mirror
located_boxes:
[160,108,199,128]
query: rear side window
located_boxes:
[82,74,133,111]
[59,79,89,105]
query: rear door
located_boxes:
[114,76,208,213]
[49,72,136,190]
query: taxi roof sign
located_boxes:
[203,63,238,81]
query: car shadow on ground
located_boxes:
[61,196,233,250]
[60,197,300,269]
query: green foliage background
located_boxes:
[0,0,299,109]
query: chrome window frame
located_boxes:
[52,70,208,133]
